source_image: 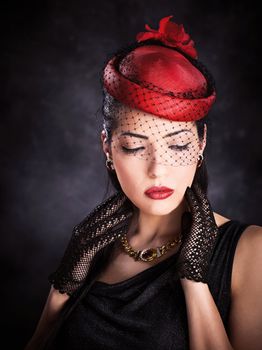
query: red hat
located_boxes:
[103,15,216,121]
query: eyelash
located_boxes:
[121,143,190,154]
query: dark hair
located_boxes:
[100,39,215,199]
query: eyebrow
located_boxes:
[120,129,193,139]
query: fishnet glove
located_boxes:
[48,191,134,295]
[177,184,219,283]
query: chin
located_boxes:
[143,208,174,216]
[136,200,181,216]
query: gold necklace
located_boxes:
[119,233,182,262]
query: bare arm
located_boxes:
[180,224,262,350]
[228,225,262,350]
[24,286,70,350]
[181,279,233,350]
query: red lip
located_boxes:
[145,186,174,194]
[145,186,174,200]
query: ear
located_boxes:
[100,130,112,157]
[199,124,207,153]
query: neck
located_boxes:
[127,199,188,247]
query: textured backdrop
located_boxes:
[1,0,261,348]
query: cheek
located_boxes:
[175,165,196,187]
[168,164,197,202]
[113,155,143,193]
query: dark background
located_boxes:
[1,0,261,348]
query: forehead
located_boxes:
[114,105,196,134]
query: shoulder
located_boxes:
[231,223,262,295]
[227,223,262,348]
[213,210,262,293]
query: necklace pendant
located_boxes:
[156,247,162,257]
[139,248,158,262]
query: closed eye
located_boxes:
[121,143,191,153]
[121,146,145,154]
[169,143,191,151]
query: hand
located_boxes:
[48,191,134,295]
[176,183,219,283]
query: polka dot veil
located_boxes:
[102,15,216,167]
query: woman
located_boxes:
[25,15,262,350]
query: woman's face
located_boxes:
[101,106,206,216]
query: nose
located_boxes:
[147,155,168,178]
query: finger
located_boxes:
[187,184,214,224]
[99,206,133,235]
[184,186,211,244]
[84,222,130,256]
[103,191,129,216]
[88,194,133,232]
[193,184,213,215]
[86,211,133,245]
[189,188,219,246]
[91,191,128,220]
[179,211,193,250]
[87,203,133,238]
[80,191,129,230]
[192,184,218,232]
[77,192,119,226]
[185,186,202,214]
[185,186,206,225]
[72,192,128,239]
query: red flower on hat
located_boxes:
[136,15,198,59]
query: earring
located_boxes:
[105,152,115,171]
[197,154,204,168]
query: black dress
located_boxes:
[49,219,249,350]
